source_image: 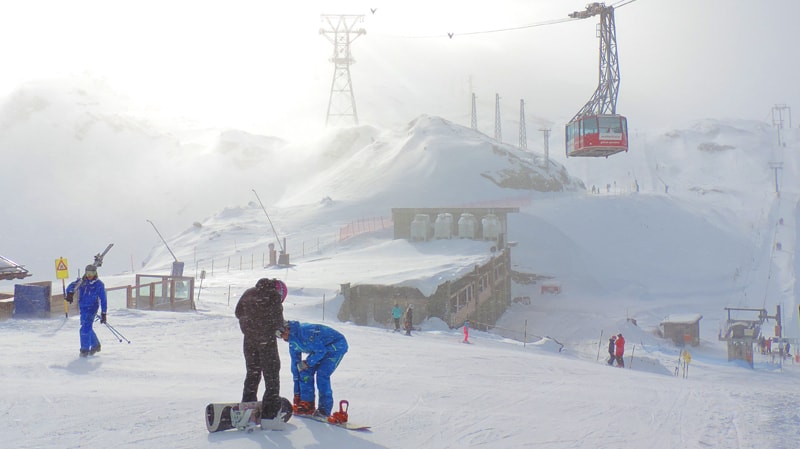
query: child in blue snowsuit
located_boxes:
[65,264,107,357]
[278,321,348,417]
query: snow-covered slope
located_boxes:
[2,77,800,448]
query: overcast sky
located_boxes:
[1,0,798,139]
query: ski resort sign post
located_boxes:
[55,257,69,318]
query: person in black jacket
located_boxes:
[404,304,414,336]
[607,335,616,366]
[235,278,286,430]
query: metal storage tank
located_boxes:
[434,213,453,239]
[482,214,500,240]
[457,213,477,239]
[410,214,431,241]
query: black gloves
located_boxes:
[65,292,74,304]
[100,313,107,324]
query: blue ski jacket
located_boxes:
[66,277,107,313]
[287,321,348,376]
[392,306,403,319]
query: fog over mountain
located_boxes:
[2,75,799,449]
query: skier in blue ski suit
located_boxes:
[278,321,348,417]
[65,264,107,357]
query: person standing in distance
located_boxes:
[614,333,626,368]
[65,264,107,357]
[235,278,287,430]
[404,304,414,336]
[607,335,617,366]
[391,303,403,332]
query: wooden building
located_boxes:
[338,248,511,329]
[660,314,703,346]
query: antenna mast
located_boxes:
[320,14,366,127]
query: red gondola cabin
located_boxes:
[565,114,628,158]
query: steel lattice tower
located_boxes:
[539,128,551,169]
[320,14,366,127]
[772,104,792,146]
[471,93,478,130]
[569,3,620,121]
[519,99,527,149]
[494,93,502,142]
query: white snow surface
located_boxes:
[3,87,800,448]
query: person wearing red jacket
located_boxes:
[614,333,626,368]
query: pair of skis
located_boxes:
[64,243,114,316]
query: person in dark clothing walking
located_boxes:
[235,278,287,430]
[404,304,414,336]
[607,335,617,366]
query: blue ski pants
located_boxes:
[79,305,101,351]
[297,349,347,414]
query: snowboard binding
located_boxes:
[328,400,349,424]
[230,403,260,432]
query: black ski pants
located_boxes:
[242,337,281,419]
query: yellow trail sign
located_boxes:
[55,258,69,280]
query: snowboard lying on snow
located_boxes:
[206,397,292,432]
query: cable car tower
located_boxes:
[565,2,628,158]
[320,14,366,127]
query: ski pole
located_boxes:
[95,314,120,340]
[629,345,635,369]
[105,323,124,342]
[95,315,131,343]
[105,322,130,343]
[596,330,604,361]
[62,279,68,318]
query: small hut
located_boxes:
[660,314,703,346]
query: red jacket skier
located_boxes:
[614,333,626,368]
